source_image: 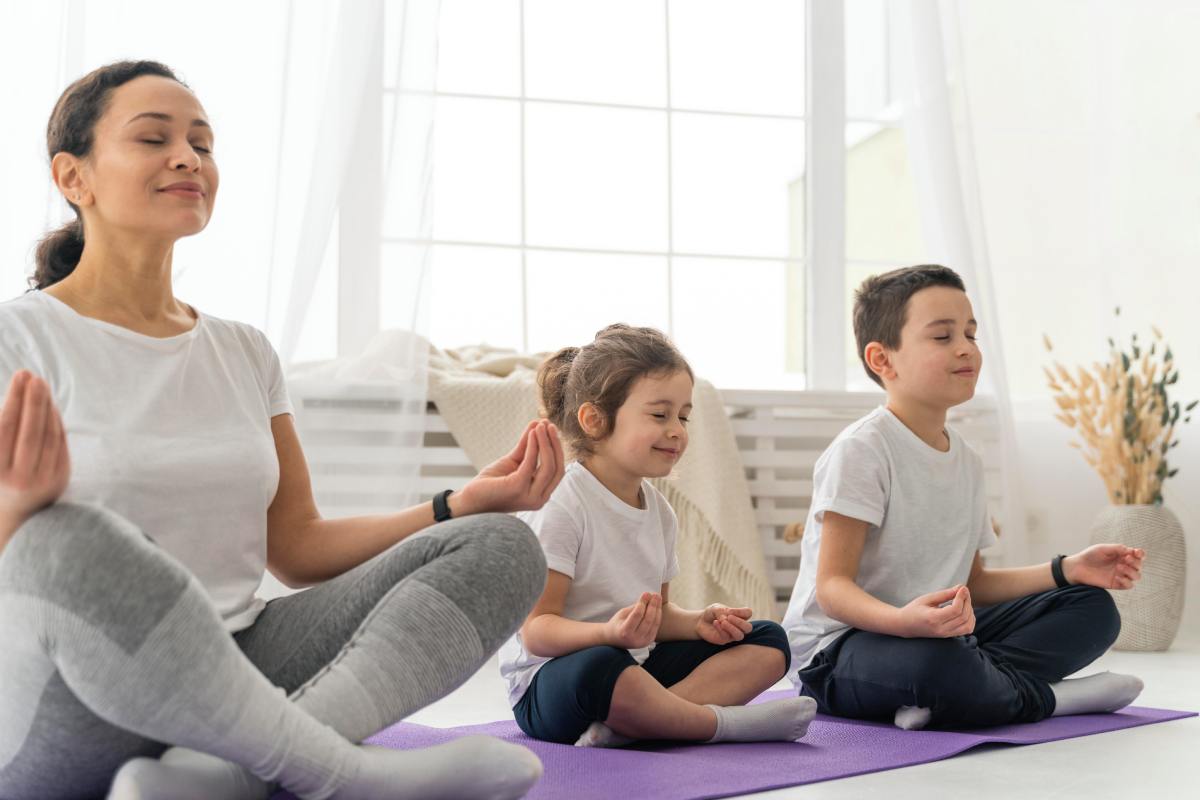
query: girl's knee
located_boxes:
[743,620,791,673]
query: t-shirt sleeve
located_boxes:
[660,500,680,584]
[810,435,889,528]
[524,499,583,579]
[254,329,293,417]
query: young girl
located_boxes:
[498,324,816,747]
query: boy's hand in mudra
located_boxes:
[1064,544,1145,590]
[697,603,753,645]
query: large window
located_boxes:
[373,0,926,390]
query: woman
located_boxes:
[0,60,562,800]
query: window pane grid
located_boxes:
[393,0,807,387]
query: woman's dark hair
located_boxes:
[538,323,694,459]
[852,264,967,387]
[32,60,185,290]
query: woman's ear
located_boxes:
[864,341,894,383]
[51,152,91,207]
[577,402,606,440]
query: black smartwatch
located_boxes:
[1050,554,1070,588]
[433,489,454,523]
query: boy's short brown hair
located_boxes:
[853,265,966,387]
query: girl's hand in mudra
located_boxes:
[0,371,71,540]
[697,604,753,645]
[1065,544,1145,590]
[454,420,565,516]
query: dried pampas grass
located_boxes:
[1044,310,1195,505]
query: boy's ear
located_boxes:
[577,402,606,439]
[864,341,895,383]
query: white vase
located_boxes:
[1089,504,1186,651]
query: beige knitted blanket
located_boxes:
[428,345,777,618]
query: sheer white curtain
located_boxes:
[0,0,438,515]
[895,0,1029,563]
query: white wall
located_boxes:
[960,0,1200,636]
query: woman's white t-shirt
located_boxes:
[782,406,999,684]
[497,461,681,706]
[0,290,291,632]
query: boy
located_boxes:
[782,265,1146,730]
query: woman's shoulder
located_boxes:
[197,312,278,362]
[0,292,53,349]
[0,290,49,325]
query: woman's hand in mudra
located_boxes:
[0,371,71,541]
[453,420,564,516]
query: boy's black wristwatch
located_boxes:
[433,489,454,522]
[1051,554,1070,588]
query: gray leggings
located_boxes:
[0,502,545,800]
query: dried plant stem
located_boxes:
[1045,326,1191,505]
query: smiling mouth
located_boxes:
[159,184,205,199]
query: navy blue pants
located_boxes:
[797,585,1121,728]
[514,619,790,743]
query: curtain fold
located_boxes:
[896,0,1029,564]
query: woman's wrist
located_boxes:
[446,487,480,518]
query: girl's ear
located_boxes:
[577,402,606,440]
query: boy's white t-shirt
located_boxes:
[498,460,681,706]
[782,405,998,684]
[0,290,291,632]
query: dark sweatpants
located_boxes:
[797,585,1121,728]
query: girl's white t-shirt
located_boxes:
[0,290,291,632]
[497,460,681,706]
[782,406,999,683]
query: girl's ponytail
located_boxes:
[537,346,579,427]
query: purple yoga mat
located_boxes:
[272,691,1194,800]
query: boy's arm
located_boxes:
[816,511,975,638]
[815,511,910,635]
[964,552,1056,605]
[966,544,1145,605]
[520,570,612,657]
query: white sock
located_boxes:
[893,705,933,731]
[108,736,542,800]
[1051,671,1144,717]
[574,721,636,748]
[108,751,268,800]
[704,697,817,743]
